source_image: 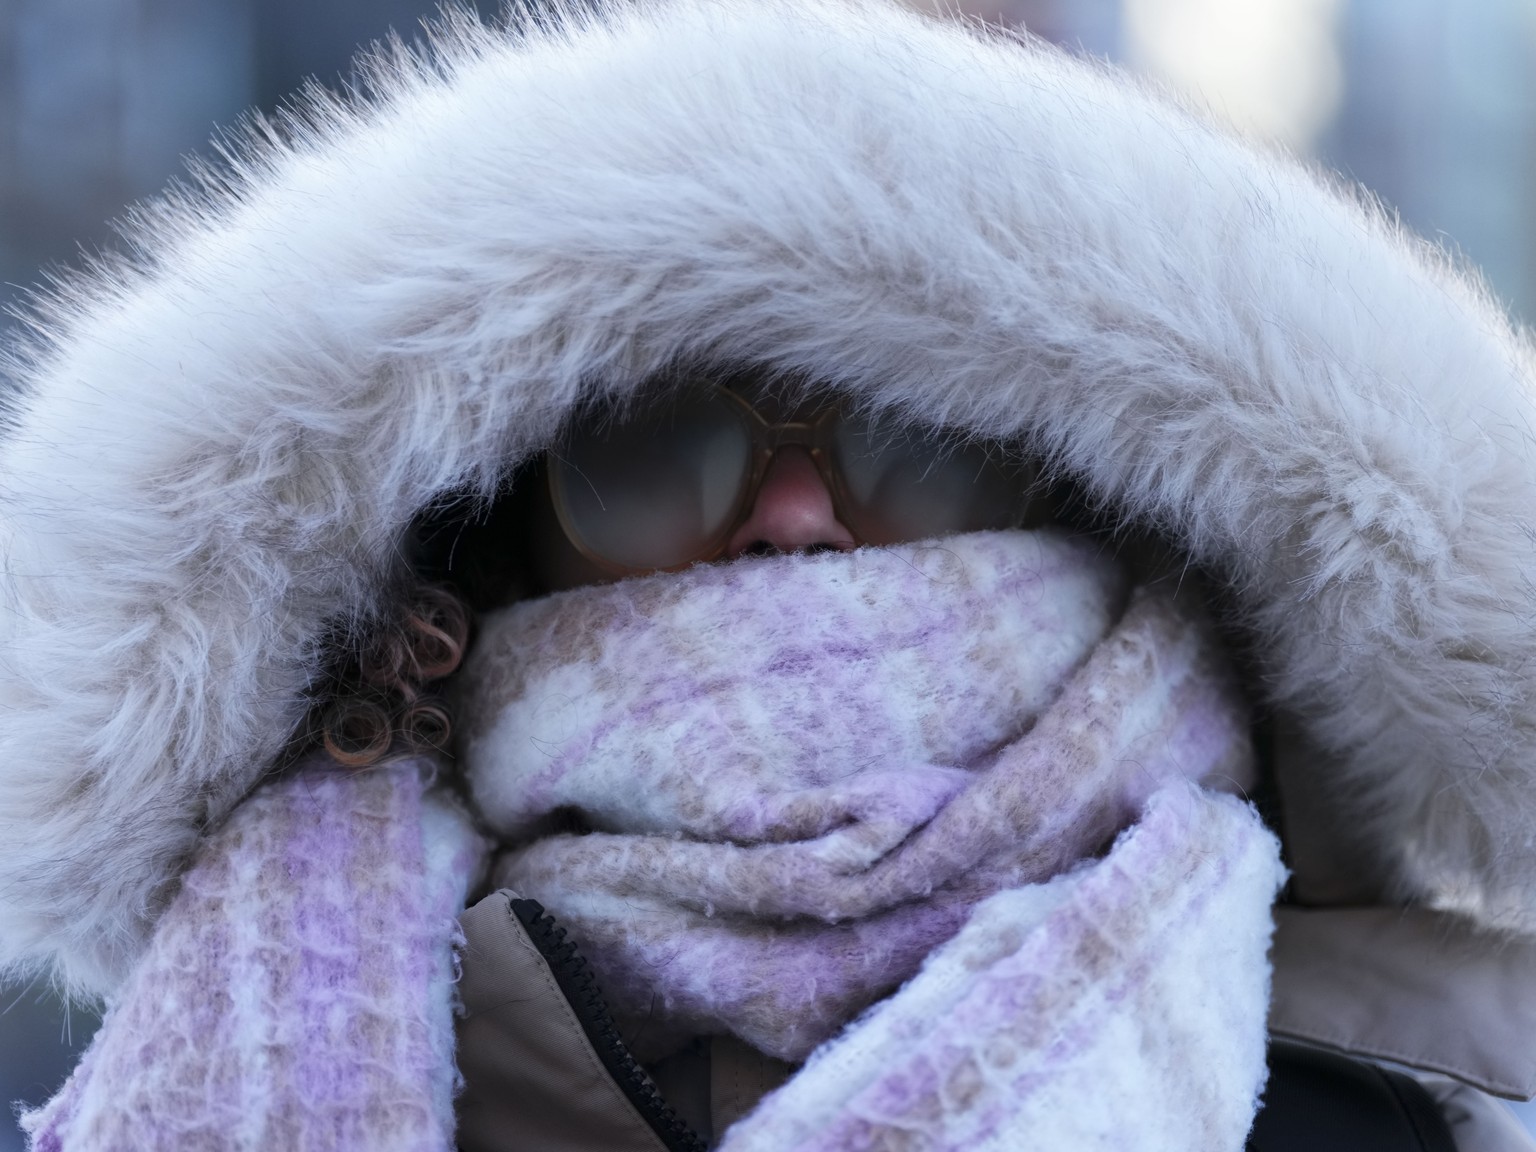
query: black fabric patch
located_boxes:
[1248,1040,1457,1152]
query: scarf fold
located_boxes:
[714,784,1284,1152]
[455,531,1265,1065]
[22,762,486,1152]
[27,530,1284,1152]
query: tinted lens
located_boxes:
[832,414,1023,544]
[552,392,754,570]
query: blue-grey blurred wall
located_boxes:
[1320,0,1536,323]
[0,0,475,322]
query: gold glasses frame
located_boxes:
[547,381,1030,576]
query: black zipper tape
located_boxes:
[509,897,708,1152]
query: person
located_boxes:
[3,3,1536,1150]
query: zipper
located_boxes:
[509,897,708,1152]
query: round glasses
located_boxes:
[547,383,1037,575]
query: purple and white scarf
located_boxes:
[457,530,1285,1147]
[27,530,1284,1151]
[22,761,486,1152]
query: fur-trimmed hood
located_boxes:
[4,0,1536,1000]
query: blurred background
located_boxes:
[1,0,1533,1146]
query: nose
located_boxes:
[724,447,856,559]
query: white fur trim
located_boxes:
[2,0,1535,993]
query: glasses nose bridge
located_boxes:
[761,419,821,453]
[744,417,838,514]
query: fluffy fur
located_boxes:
[2,0,1535,996]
